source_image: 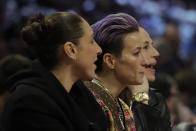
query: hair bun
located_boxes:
[21,14,45,47]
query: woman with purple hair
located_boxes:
[90,13,146,131]
[71,12,171,131]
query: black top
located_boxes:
[1,60,93,131]
[71,81,109,131]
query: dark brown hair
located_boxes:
[21,12,84,69]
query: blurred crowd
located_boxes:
[0,0,195,130]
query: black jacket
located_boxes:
[71,81,109,131]
[1,60,93,131]
[132,89,171,131]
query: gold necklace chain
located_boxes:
[91,79,126,130]
[92,79,116,100]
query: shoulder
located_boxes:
[6,84,61,114]
[149,88,166,104]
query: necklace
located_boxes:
[92,79,126,130]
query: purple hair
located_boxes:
[92,13,139,73]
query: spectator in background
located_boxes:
[176,69,196,106]
[155,22,185,76]
[188,32,196,69]
[0,54,31,112]
[0,54,31,130]
[175,69,196,122]
[150,73,196,126]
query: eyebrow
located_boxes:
[144,41,154,45]
[132,46,142,51]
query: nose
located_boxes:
[95,41,102,56]
[152,46,159,58]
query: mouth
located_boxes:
[143,62,156,72]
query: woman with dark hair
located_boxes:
[1,12,102,131]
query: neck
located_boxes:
[51,64,77,92]
[96,72,125,97]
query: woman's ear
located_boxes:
[63,42,78,60]
[103,53,116,69]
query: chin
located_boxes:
[131,79,143,85]
[87,72,96,80]
[80,74,93,81]
[145,72,156,82]
[81,76,93,81]
[147,75,155,82]
[81,69,96,81]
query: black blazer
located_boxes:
[1,60,93,131]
